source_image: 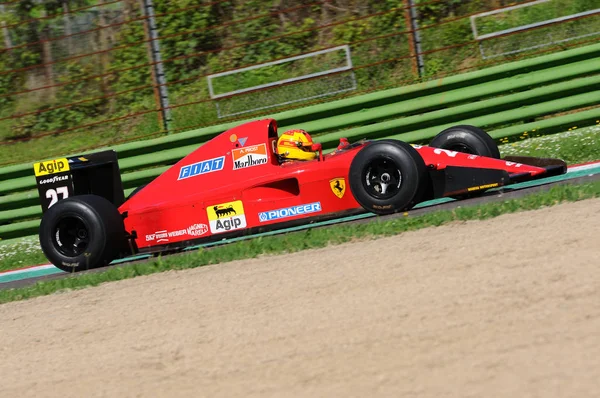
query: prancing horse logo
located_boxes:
[214,205,236,218]
[329,178,346,199]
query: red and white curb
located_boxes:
[567,161,600,173]
[0,263,56,277]
[0,263,62,283]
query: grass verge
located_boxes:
[0,236,47,271]
[499,123,600,164]
[1,180,600,304]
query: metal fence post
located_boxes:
[140,0,172,133]
[406,0,425,78]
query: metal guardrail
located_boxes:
[470,0,600,59]
[0,42,599,240]
[207,45,357,118]
[3,40,599,182]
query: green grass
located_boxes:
[0,236,47,271]
[499,123,600,164]
[1,180,600,304]
[0,112,161,166]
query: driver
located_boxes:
[276,129,318,161]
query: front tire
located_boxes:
[127,184,147,200]
[39,195,125,272]
[429,125,500,159]
[349,140,427,215]
[429,125,500,199]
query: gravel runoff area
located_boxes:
[0,199,599,397]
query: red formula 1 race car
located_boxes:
[35,119,566,272]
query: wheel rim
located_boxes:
[53,216,90,257]
[363,157,402,199]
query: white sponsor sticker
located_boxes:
[207,201,247,234]
[232,144,269,170]
[187,223,209,237]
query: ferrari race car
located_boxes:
[34,119,566,272]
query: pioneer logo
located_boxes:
[259,202,322,222]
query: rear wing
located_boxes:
[33,150,125,214]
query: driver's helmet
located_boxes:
[277,129,317,161]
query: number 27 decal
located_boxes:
[46,186,69,208]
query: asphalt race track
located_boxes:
[2,193,599,397]
[2,164,599,291]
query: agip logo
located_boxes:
[232,143,268,170]
[206,200,247,234]
[33,158,70,177]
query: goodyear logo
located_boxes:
[206,200,247,234]
[178,156,224,180]
[259,202,321,222]
[38,174,69,185]
[33,158,69,177]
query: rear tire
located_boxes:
[39,195,125,272]
[349,140,427,215]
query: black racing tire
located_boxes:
[39,195,125,273]
[429,125,500,159]
[349,140,427,215]
[430,125,500,200]
[127,184,147,200]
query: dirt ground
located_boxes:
[1,199,599,398]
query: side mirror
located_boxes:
[311,143,323,162]
[337,138,350,150]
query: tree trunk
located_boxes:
[62,0,74,55]
[98,0,115,113]
[0,4,13,50]
[39,7,56,100]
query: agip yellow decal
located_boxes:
[206,200,247,234]
[33,158,70,177]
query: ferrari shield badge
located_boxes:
[329,178,346,199]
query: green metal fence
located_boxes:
[1,42,599,240]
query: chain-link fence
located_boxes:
[0,0,598,165]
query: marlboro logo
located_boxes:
[232,143,268,170]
